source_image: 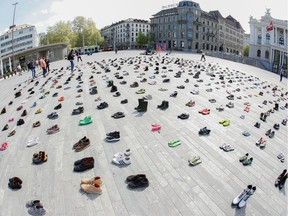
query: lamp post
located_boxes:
[11,2,18,71]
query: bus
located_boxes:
[73,45,100,55]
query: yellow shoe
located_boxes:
[81,176,102,186]
[35,108,42,114]
[81,183,102,194]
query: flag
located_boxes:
[266,21,273,32]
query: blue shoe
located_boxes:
[31,102,37,108]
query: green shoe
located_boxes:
[168,139,181,147]
[80,116,92,125]
[219,119,226,124]
[136,89,145,94]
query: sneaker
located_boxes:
[47,125,60,134]
[97,102,108,109]
[188,156,202,166]
[112,157,131,165]
[113,149,131,158]
[243,157,253,166]
[127,177,149,189]
[79,116,92,125]
[143,94,152,100]
[26,137,39,147]
[81,183,102,194]
[28,205,46,215]
[239,153,249,162]
[106,132,120,142]
[81,176,103,185]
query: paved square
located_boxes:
[0,51,287,216]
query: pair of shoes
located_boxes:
[219,119,230,126]
[112,112,125,119]
[151,123,161,131]
[7,130,16,137]
[177,85,185,89]
[199,109,210,115]
[209,99,216,103]
[178,113,189,120]
[260,113,267,121]
[33,121,41,128]
[277,153,285,163]
[135,99,148,112]
[112,151,131,165]
[199,127,211,135]
[47,124,60,134]
[31,102,37,108]
[256,137,266,148]
[232,185,256,208]
[168,139,181,147]
[126,174,149,189]
[219,143,235,152]
[254,122,260,128]
[26,200,46,215]
[265,129,275,138]
[244,106,250,112]
[121,99,128,104]
[186,100,195,107]
[73,136,90,152]
[54,104,62,110]
[80,116,92,125]
[136,89,145,94]
[188,156,202,166]
[97,102,108,109]
[81,176,103,194]
[157,101,169,110]
[17,119,25,126]
[227,95,234,100]
[32,151,48,164]
[106,131,120,142]
[72,107,84,115]
[26,137,39,147]
[74,157,94,172]
[0,142,8,150]
[47,112,58,119]
[242,131,251,136]
[35,108,42,114]
[170,91,178,97]
[90,86,98,95]
[239,153,253,165]
[216,105,224,111]
[8,177,22,190]
[273,123,280,130]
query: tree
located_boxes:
[136,32,148,46]
[243,44,249,57]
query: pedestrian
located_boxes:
[39,57,47,78]
[16,63,22,76]
[77,49,82,62]
[28,60,37,79]
[280,67,284,82]
[35,59,39,68]
[45,57,50,73]
[115,48,118,54]
[68,49,75,74]
[200,50,206,61]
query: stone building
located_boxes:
[101,18,150,50]
[150,1,244,54]
[249,9,288,73]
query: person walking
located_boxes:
[77,49,82,62]
[39,57,47,78]
[28,60,37,79]
[68,49,75,73]
[200,50,206,61]
[280,67,284,82]
[45,57,50,73]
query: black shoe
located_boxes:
[273,123,280,130]
[178,113,189,120]
[2,124,8,131]
[72,107,84,115]
[1,107,6,114]
[135,99,145,110]
[121,99,128,104]
[8,101,13,106]
[97,102,108,109]
[47,112,58,119]
[106,131,120,138]
[54,104,62,110]
[137,101,148,112]
[126,174,146,182]
[160,101,169,110]
[113,92,121,97]
[199,127,211,135]
[21,110,27,117]
[112,112,125,119]
[52,93,58,97]
[128,177,149,189]
[90,87,98,95]
[170,91,178,97]
[17,119,25,126]
[254,122,260,128]
[269,131,275,138]
[111,86,117,92]
[74,158,94,172]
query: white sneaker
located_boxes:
[114,149,131,158]
[112,157,131,165]
[26,137,39,147]
[143,94,152,100]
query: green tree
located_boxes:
[243,44,249,57]
[136,32,148,46]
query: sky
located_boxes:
[0,0,287,35]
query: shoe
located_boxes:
[199,109,210,115]
[26,200,43,208]
[47,112,58,119]
[17,105,23,111]
[242,131,250,136]
[136,89,145,94]
[254,122,260,128]
[74,157,94,172]
[112,157,131,165]
[121,99,128,104]
[47,124,60,134]
[126,174,146,182]
[111,112,125,119]
[35,108,42,114]
[31,102,37,108]
[198,127,211,135]
[72,107,84,115]
[127,177,149,189]
[17,119,25,126]
[54,104,62,110]
[74,139,90,152]
[223,145,235,152]
[188,156,202,166]
[0,142,8,151]
[28,205,46,215]
[1,107,6,114]
[186,100,195,107]
[58,97,64,101]
[79,116,92,125]
[239,153,249,162]
[26,137,39,147]
[237,186,256,208]
[275,170,287,187]
[81,183,102,194]
[157,101,169,110]
[97,102,108,109]
[8,178,22,190]
[273,124,280,130]
[114,149,131,158]
[110,85,118,92]
[168,139,181,147]
[106,132,120,142]
[170,91,178,97]
[33,121,41,128]
[268,131,275,138]
[81,176,103,185]
[242,157,253,166]
[130,82,139,88]
[2,124,8,131]
[137,101,148,112]
[178,113,189,120]
[90,87,98,95]
[32,151,48,164]
[8,130,16,137]
[232,185,253,205]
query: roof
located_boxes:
[209,10,244,31]
[3,24,35,35]
[152,8,178,17]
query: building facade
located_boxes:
[249,9,288,73]
[0,24,39,57]
[150,1,244,54]
[101,18,150,50]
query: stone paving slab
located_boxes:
[0,50,287,216]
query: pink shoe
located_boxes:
[8,118,14,122]
[152,124,161,131]
[151,123,160,127]
[0,142,8,151]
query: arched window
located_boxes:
[279,37,284,45]
[257,50,261,57]
[265,50,269,59]
[266,33,270,44]
[257,35,262,44]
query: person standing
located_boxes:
[68,49,75,73]
[45,57,50,73]
[77,49,82,62]
[28,60,37,79]
[200,50,206,61]
[280,67,284,82]
[39,57,47,78]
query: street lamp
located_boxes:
[11,2,18,71]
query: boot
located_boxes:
[157,101,165,109]
[260,113,264,120]
[161,101,169,110]
[135,99,145,110]
[137,101,148,112]
[274,103,279,111]
[262,114,267,122]
[275,169,287,187]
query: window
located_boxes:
[188,23,192,29]
[195,42,198,50]
[257,35,262,44]
[181,41,184,48]
[187,32,192,38]
[279,37,284,45]
[196,33,198,39]
[203,27,205,32]
[257,50,261,57]
[187,14,193,20]
[266,33,270,44]
[265,50,269,59]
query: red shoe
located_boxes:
[199,109,210,115]
[244,106,250,112]
[58,97,64,101]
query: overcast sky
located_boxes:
[0,0,287,35]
